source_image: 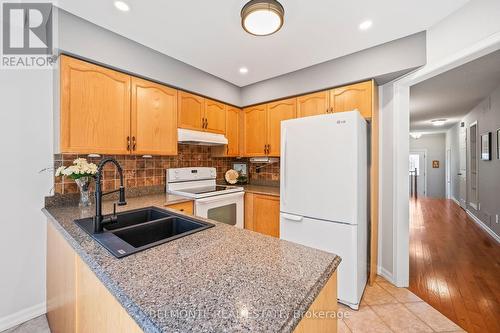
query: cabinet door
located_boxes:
[267,98,297,156]
[204,99,226,134]
[330,80,373,119]
[131,77,178,155]
[251,194,280,238]
[243,104,268,156]
[178,91,204,131]
[226,106,240,156]
[60,55,131,154]
[47,222,76,333]
[297,91,330,118]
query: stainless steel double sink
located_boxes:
[74,207,214,258]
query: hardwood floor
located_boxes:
[409,198,500,333]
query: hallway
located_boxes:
[409,198,500,333]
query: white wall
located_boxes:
[378,0,500,285]
[446,84,500,236]
[445,125,460,200]
[56,8,242,106]
[410,134,446,198]
[0,69,53,329]
[241,32,426,106]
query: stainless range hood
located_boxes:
[177,128,228,146]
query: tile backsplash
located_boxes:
[54,145,280,194]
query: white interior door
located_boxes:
[459,126,467,209]
[446,149,451,199]
[409,151,426,197]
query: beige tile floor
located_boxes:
[2,276,465,333]
[1,315,50,333]
[337,276,465,333]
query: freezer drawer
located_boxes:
[280,213,367,308]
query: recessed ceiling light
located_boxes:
[239,67,249,74]
[359,20,373,31]
[241,0,285,36]
[114,1,130,12]
[431,119,447,126]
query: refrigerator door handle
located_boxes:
[281,213,303,222]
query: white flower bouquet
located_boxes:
[55,158,98,180]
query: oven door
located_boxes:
[195,192,244,228]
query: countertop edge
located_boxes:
[42,208,162,333]
[281,257,341,332]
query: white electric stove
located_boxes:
[166,167,244,228]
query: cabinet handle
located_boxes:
[132,136,136,151]
[330,107,334,113]
[127,136,130,151]
[267,144,271,154]
[205,118,208,129]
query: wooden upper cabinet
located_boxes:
[204,99,226,134]
[297,91,330,118]
[243,104,268,156]
[267,98,297,156]
[330,80,373,119]
[226,106,240,156]
[131,77,178,155]
[178,91,204,131]
[60,55,131,154]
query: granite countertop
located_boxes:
[43,194,340,333]
[241,184,280,197]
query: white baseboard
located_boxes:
[0,302,46,332]
[466,210,500,244]
[377,266,395,284]
[450,197,460,206]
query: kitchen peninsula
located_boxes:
[43,194,340,333]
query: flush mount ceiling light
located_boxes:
[114,1,130,12]
[359,20,373,31]
[410,132,423,139]
[239,67,249,74]
[431,119,447,126]
[241,0,285,36]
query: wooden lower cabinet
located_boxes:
[76,258,142,333]
[244,193,280,238]
[165,200,194,215]
[47,222,76,333]
[46,222,141,333]
[293,271,338,333]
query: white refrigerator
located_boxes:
[280,111,368,309]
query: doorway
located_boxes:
[409,150,426,197]
[458,125,467,209]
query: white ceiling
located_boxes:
[410,49,500,132]
[57,0,469,87]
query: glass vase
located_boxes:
[75,177,92,208]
